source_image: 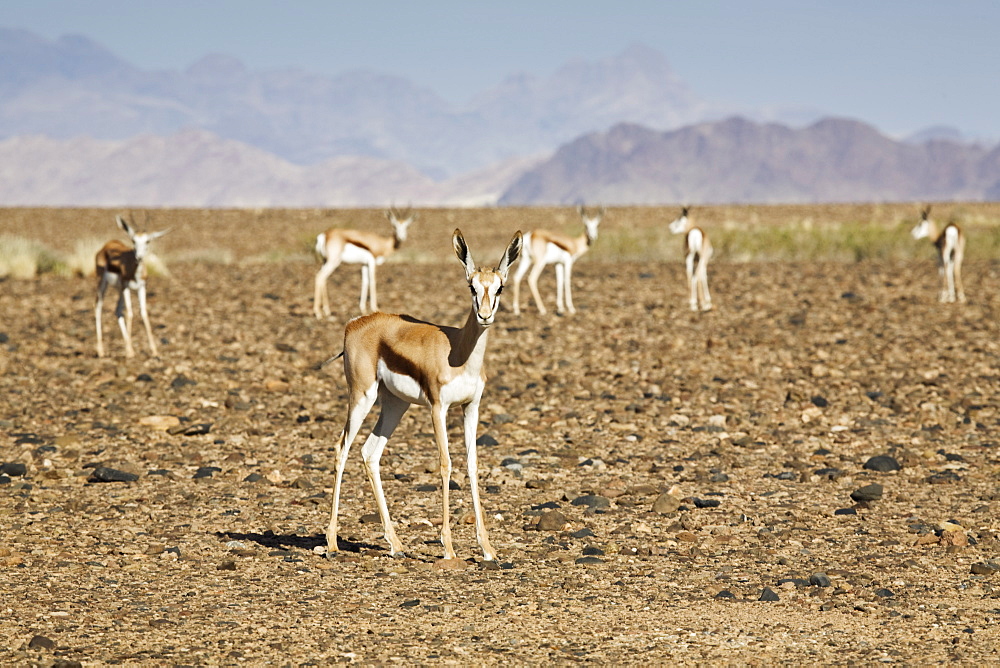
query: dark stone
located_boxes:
[275,342,297,352]
[809,573,831,587]
[810,395,829,408]
[874,588,894,598]
[863,455,901,472]
[193,466,222,479]
[970,562,1000,575]
[359,513,380,524]
[571,494,611,510]
[28,635,55,650]
[476,434,499,446]
[834,508,858,516]
[0,475,10,485]
[136,373,154,382]
[575,556,604,565]
[759,587,780,602]
[692,498,721,509]
[927,471,961,484]
[448,479,461,490]
[243,472,264,483]
[415,484,437,492]
[777,578,810,588]
[535,510,570,531]
[88,467,139,483]
[400,599,421,607]
[570,528,595,538]
[532,501,561,510]
[774,471,797,481]
[715,590,736,600]
[1,462,27,477]
[850,484,883,502]
[582,546,605,556]
[170,375,196,389]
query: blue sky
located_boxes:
[4,0,999,140]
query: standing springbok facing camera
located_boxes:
[313,207,416,318]
[511,204,602,315]
[911,206,966,303]
[325,229,523,562]
[94,215,168,358]
[669,206,713,312]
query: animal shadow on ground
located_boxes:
[217,530,382,555]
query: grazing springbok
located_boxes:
[669,206,713,312]
[313,207,416,318]
[325,229,523,561]
[511,204,602,315]
[911,206,966,303]
[94,215,167,358]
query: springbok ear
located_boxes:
[453,229,476,278]
[150,229,169,241]
[681,206,689,217]
[116,215,134,237]
[496,231,523,281]
[922,206,931,220]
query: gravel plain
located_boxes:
[1,206,1000,665]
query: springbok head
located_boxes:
[577,204,604,242]
[911,206,933,240]
[116,214,168,260]
[385,205,417,243]
[669,206,691,235]
[454,229,523,327]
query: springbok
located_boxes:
[313,207,415,318]
[511,205,602,315]
[911,206,966,303]
[669,206,713,312]
[325,229,523,561]
[94,215,167,358]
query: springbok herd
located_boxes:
[90,204,968,561]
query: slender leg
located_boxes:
[360,391,409,555]
[430,403,456,560]
[698,257,713,311]
[114,289,135,358]
[528,259,548,316]
[359,265,370,313]
[314,260,338,318]
[327,382,379,554]
[686,254,698,311]
[463,398,496,561]
[511,254,531,316]
[554,263,566,314]
[137,283,159,356]
[954,246,966,303]
[367,261,378,312]
[938,263,950,302]
[123,287,134,336]
[95,277,107,358]
[564,260,576,314]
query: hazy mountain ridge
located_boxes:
[500,117,1000,204]
[0,131,544,207]
[0,29,719,176]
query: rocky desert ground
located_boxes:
[1,205,1000,666]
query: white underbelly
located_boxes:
[340,244,376,265]
[376,360,483,407]
[378,360,428,406]
[542,243,571,265]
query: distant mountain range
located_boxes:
[0,27,995,207]
[501,117,1000,204]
